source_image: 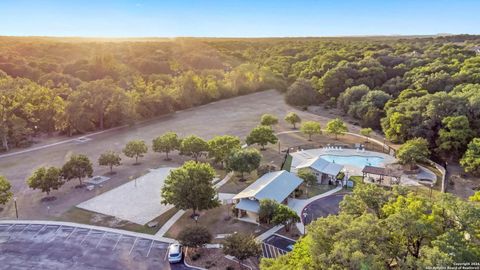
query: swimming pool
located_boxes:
[320,154,384,168]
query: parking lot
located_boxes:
[261,234,296,259]
[0,222,192,270]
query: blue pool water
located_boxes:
[320,155,384,168]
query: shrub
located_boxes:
[191,253,201,261]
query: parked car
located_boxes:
[168,243,183,263]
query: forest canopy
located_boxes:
[1,35,480,157]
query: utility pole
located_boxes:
[13,197,18,219]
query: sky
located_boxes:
[0,0,479,37]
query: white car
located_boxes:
[168,244,183,263]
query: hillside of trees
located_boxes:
[1,35,480,159]
[210,35,480,161]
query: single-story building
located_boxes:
[294,156,344,184]
[233,170,303,223]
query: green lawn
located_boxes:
[217,172,258,194]
[299,183,336,199]
[281,154,293,171]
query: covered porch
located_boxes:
[235,199,260,223]
[362,165,401,186]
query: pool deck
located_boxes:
[290,148,437,187]
[290,148,396,175]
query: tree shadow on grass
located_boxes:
[41,196,57,202]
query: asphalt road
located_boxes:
[0,222,193,270]
[302,193,347,226]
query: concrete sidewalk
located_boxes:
[154,210,185,239]
[255,225,284,242]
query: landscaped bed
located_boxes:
[165,205,269,241]
[186,247,258,270]
[298,183,336,199]
[275,225,302,241]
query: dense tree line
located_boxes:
[210,36,480,162]
[2,36,480,166]
[0,37,285,151]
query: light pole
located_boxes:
[302,211,308,235]
[13,197,18,219]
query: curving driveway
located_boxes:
[301,193,347,226]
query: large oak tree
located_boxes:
[161,161,219,216]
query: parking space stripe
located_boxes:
[112,234,122,250]
[0,224,13,234]
[146,240,154,257]
[95,232,107,248]
[270,245,276,258]
[272,245,280,258]
[19,224,30,233]
[276,249,282,256]
[262,242,289,258]
[164,246,169,261]
[33,225,47,237]
[129,237,139,255]
[268,244,276,258]
[6,224,18,232]
[79,229,92,245]
[261,244,267,257]
[268,245,273,258]
[54,225,63,234]
[64,227,77,241]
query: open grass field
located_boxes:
[0,88,465,226]
[0,90,294,220]
[0,89,377,221]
